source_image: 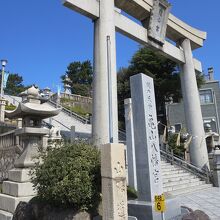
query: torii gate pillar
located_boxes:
[180,39,209,169]
[93,0,118,145]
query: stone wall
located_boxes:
[52,93,92,113]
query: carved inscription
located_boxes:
[116,180,126,219]
[146,81,161,184]
[114,161,124,177]
[148,0,171,45]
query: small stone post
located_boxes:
[0,98,6,122]
[101,143,128,220]
[70,126,76,143]
[17,118,22,128]
[209,150,220,187]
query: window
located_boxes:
[174,123,182,132]
[203,118,217,132]
[199,89,213,104]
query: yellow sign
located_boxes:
[154,194,166,212]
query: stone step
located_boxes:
[0,193,33,213]
[163,180,206,192]
[167,184,213,196]
[163,177,201,188]
[162,174,197,183]
[162,172,193,179]
[161,160,173,164]
[161,162,173,166]
[162,169,187,176]
[160,160,214,196]
[0,210,13,220]
[161,166,183,172]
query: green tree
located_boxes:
[61,60,93,97]
[1,73,27,96]
[31,141,101,211]
[117,47,204,128]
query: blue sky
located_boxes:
[0,0,219,91]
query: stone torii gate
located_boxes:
[62,0,209,169]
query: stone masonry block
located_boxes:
[0,194,33,213]
[2,181,36,197]
[0,210,13,220]
[101,143,126,179]
[8,168,31,183]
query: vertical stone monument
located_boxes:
[101,143,128,220]
[124,98,137,191]
[0,86,61,219]
[128,74,180,220]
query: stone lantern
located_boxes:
[64,75,72,95]
[0,86,61,218]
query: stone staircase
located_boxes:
[161,159,213,196]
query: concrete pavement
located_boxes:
[178,187,220,220]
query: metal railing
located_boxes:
[119,129,126,143]
[160,149,211,184]
[49,117,71,131]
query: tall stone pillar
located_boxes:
[93,0,118,145]
[124,98,137,191]
[179,38,209,169]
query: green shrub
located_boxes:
[127,186,138,200]
[168,133,185,158]
[5,105,16,111]
[63,104,89,117]
[31,141,101,212]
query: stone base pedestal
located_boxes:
[128,197,181,220]
[0,168,35,219]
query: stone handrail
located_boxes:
[160,149,211,184]
[0,130,18,149]
[61,92,92,103]
[0,129,21,182]
[4,94,20,106]
[51,93,92,104]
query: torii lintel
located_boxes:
[62,0,204,72]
